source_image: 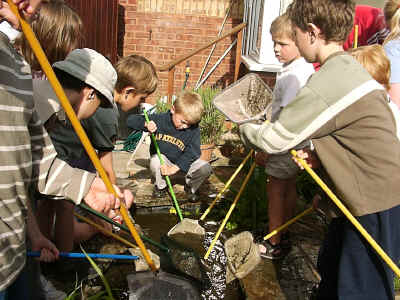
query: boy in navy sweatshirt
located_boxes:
[127,91,212,201]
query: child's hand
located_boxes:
[31,234,59,263]
[255,151,268,166]
[293,148,321,169]
[160,164,180,176]
[145,120,157,133]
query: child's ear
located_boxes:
[123,86,135,100]
[170,105,175,114]
[307,23,321,43]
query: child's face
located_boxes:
[117,89,148,112]
[272,33,301,65]
[171,106,190,130]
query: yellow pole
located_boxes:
[200,149,253,221]
[74,212,137,249]
[291,149,400,278]
[263,207,313,241]
[204,162,257,260]
[354,24,359,49]
[6,0,157,272]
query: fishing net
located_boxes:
[213,73,273,124]
[127,271,200,300]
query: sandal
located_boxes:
[259,240,283,260]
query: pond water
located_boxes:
[134,210,246,300]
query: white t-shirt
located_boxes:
[271,57,314,121]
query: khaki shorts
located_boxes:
[265,152,300,179]
[265,140,310,179]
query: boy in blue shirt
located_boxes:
[127,91,211,202]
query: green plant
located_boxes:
[155,97,172,113]
[196,86,225,144]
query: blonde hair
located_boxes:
[349,45,391,91]
[114,55,158,95]
[17,0,83,71]
[384,0,400,44]
[287,0,355,43]
[270,13,295,40]
[174,91,204,125]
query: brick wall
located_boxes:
[118,0,245,101]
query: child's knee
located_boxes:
[198,163,212,178]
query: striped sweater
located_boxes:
[241,52,400,216]
[0,33,95,290]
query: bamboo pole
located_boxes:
[204,162,256,260]
[200,149,253,221]
[6,0,157,273]
[263,207,313,241]
[291,149,400,278]
[354,24,359,49]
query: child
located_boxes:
[0,1,128,298]
[240,0,400,298]
[127,91,212,202]
[343,5,389,50]
[349,45,400,129]
[256,13,314,260]
[16,0,84,79]
[383,0,400,109]
[114,54,158,112]
[33,48,130,252]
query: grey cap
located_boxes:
[53,48,117,106]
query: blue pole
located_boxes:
[28,251,139,260]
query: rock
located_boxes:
[128,247,160,271]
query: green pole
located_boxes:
[79,203,168,252]
[143,110,184,221]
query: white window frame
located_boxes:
[242,0,293,73]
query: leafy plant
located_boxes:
[81,245,115,300]
[155,97,172,113]
[196,86,225,145]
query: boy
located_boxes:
[256,13,314,260]
[0,1,130,299]
[240,0,400,298]
[33,48,135,252]
[127,91,211,202]
[114,54,158,112]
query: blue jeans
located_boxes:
[0,291,6,300]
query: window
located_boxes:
[242,0,293,72]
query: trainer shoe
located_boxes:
[259,240,283,260]
[152,186,168,198]
[184,185,198,203]
[40,275,66,300]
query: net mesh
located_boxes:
[127,271,200,300]
[213,73,273,124]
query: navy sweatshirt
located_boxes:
[126,111,200,173]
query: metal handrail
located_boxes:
[157,22,246,103]
[157,23,246,72]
